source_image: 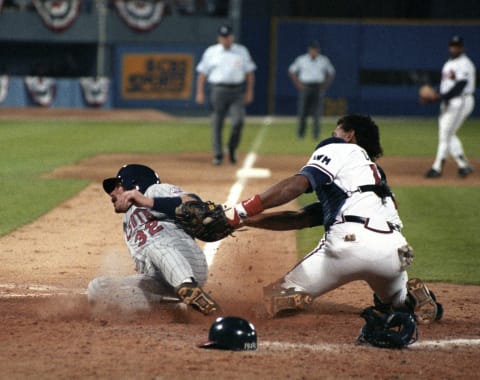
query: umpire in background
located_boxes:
[195,24,256,166]
[288,40,335,139]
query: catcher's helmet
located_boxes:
[357,307,418,349]
[103,164,160,194]
[198,316,257,351]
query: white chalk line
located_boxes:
[203,117,272,266]
[261,338,480,352]
[0,283,86,298]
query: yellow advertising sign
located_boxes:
[122,53,194,100]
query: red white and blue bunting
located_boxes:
[80,77,110,107]
[0,75,8,103]
[114,0,166,32]
[24,76,56,107]
[32,0,81,32]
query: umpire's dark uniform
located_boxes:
[195,25,256,165]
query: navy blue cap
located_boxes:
[218,24,233,37]
[449,35,464,46]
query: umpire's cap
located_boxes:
[198,316,257,351]
[217,24,233,37]
[309,40,320,49]
[449,35,464,46]
[103,164,160,194]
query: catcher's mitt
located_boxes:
[418,84,439,103]
[175,201,235,242]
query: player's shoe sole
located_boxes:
[177,284,219,316]
[407,278,438,324]
[264,287,313,318]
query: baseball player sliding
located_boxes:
[87,164,218,315]
[422,35,476,178]
[224,114,443,324]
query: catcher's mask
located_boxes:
[198,316,257,351]
[103,164,160,194]
[357,307,418,349]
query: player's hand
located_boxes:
[114,190,153,212]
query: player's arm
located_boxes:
[116,190,198,215]
[195,72,207,104]
[243,202,324,230]
[440,80,467,101]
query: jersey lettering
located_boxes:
[125,208,164,246]
[313,154,331,165]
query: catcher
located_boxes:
[87,164,231,316]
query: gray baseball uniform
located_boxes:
[87,183,208,312]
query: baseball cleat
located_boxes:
[406,278,439,324]
[458,166,473,178]
[177,283,219,316]
[424,168,442,178]
[263,286,313,318]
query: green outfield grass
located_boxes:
[0,116,479,284]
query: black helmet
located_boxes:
[198,316,257,351]
[102,164,160,194]
[357,307,418,349]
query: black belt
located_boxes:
[212,83,244,88]
[343,215,401,232]
[303,82,322,87]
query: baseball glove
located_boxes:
[418,84,439,103]
[175,201,235,242]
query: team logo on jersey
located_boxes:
[32,0,81,32]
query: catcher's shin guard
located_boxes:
[406,278,441,324]
[263,283,313,318]
[176,282,219,316]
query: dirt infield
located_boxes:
[1,109,479,379]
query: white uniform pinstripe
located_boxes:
[87,184,208,311]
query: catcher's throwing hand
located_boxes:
[175,201,235,242]
[418,84,440,104]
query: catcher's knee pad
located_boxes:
[176,282,219,316]
[406,278,443,324]
[263,282,313,318]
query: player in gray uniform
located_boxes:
[87,164,218,315]
[288,40,335,139]
[195,24,256,166]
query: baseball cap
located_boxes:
[217,24,233,37]
[449,35,464,46]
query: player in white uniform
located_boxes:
[87,164,218,315]
[288,40,335,139]
[425,35,476,178]
[225,114,443,323]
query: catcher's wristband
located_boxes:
[236,194,264,219]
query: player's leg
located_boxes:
[311,90,323,139]
[227,88,245,163]
[210,85,230,165]
[263,232,354,317]
[449,97,474,176]
[143,229,217,315]
[297,89,308,138]
[87,273,177,313]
